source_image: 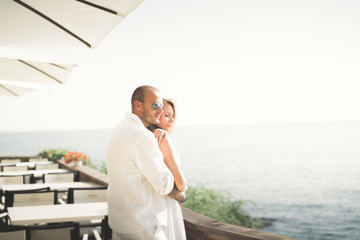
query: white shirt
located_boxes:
[106,112,175,233]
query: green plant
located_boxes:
[38,148,68,162]
[184,185,257,228]
[84,161,106,173]
[38,149,90,166]
[99,163,107,174]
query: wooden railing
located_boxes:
[1,156,297,240]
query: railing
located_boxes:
[1,156,297,240]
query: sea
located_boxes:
[1,122,359,240]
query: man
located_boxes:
[107,85,183,239]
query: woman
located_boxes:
[150,99,187,240]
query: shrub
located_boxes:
[38,148,67,162]
[184,185,256,228]
[38,149,89,166]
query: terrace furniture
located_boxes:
[29,158,49,162]
[1,182,103,193]
[0,174,32,208]
[2,166,28,172]
[0,163,15,168]
[0,174,32,185]
[93,229,103,240]
[27,222,80,240]
[0,212,26,238]
[1,212,83,240]
[0,229,26,240]
[0,159,21,164]
[82,233,89,240]
[35,163,59,170]
[0,161,52,169]
[68,186,107,204]
[67,186,108,236]
[81,229,103,240]
[101,216,112,240]
[4,187,56,210]
[43,172,75,183]
[0,175,23,185]
[68,186,107,220]
[0,169,70,178]
[0,164,15,172]
[0,211,9,227]
[7,202,108,225]
[0,212,26,235]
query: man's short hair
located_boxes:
[131,85,160,110]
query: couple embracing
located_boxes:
[107,85,187,240]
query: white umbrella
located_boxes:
[0,82,33,96]
[0,53,77,97]
[0,56,76,85]
[0,0,143,48]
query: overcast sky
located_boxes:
[1,0,360,132]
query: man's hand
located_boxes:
[153,128,168,144]
[167,185,187,203]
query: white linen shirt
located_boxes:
[106,112,175,234]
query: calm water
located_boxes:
[1,122,359,240]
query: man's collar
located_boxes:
[125,112,145,127]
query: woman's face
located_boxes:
[158,103,175,133]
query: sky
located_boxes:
[1,0,360,132]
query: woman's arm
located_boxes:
[153,128,187,192]
[159,137,187,192]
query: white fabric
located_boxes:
[113,225,166,240]
[0,83,32,96]
[162,146,187,239]
[164,197,187,240]
[107,113,174,234]
[115,197,187,240]
[0,57,75,85]
[85,0,143,16]
[0,0,143,48]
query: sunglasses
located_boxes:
[151,102,164,110]
[140,101,164,111]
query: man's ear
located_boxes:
[134,100,142,111]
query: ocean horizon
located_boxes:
[1,121,359,240]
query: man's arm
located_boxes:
[134,135,175,196]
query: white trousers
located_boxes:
[113,225,167,240]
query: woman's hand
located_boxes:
[153,128,168,144]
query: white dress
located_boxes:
[163,150,187,240]
[164,196,187,240]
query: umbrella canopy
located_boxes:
[0,56,76,85]
[0,0,143,48]
[0,83,33,96]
